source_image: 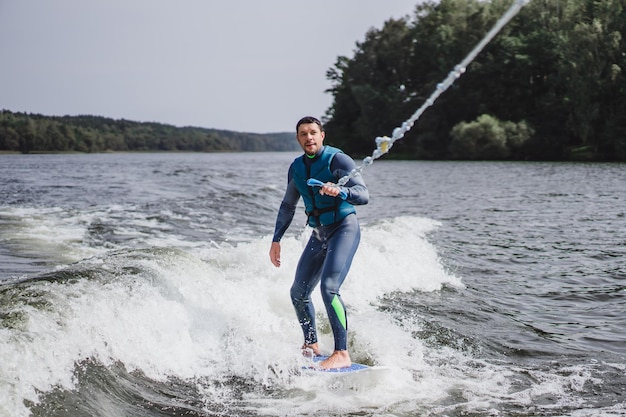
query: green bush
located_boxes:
[449,114,533,160]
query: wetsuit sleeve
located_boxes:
[272,169,300,242]
[331,152,369,206]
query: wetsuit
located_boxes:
[272,146,369,351]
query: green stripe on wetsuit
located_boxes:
[331,295,347,330]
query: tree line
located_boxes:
[3,0,624,160]
[323,0,626,161]
[0,111,298,153]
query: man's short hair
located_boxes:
[296,116,323,133]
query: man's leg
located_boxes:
[290,233,325,352]
[318,214,361,368]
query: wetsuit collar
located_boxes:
[305,146,324,161]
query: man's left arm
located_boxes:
[331,153,369,205]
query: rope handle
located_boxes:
[306,178,348,200]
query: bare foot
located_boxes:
[319,350,351,370]
[302,343,321,358]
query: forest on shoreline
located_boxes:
[323,0,625,162]
[0,111,298,154]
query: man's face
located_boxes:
[297,123,325,156]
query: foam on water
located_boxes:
[0,204,204,278]
[0,216,446,414]
[0,215,614,416]
[0,207,103,268]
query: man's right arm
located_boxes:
[270,178,299,267]
[272,179,299,243]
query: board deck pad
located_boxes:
[303,355,371,373]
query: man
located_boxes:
[269,116,369,370]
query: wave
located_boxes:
[1,216,617,417]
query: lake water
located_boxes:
[0,152,624,416]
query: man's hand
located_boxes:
[269,241,281,267]
[319,182,340,197]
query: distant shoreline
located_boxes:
[0,110,299,154]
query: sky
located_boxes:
[0,1,419,133]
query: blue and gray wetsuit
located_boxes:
[272,145,369,351]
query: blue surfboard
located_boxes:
[303,355,371,373]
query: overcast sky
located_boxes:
[0,1,418,133]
